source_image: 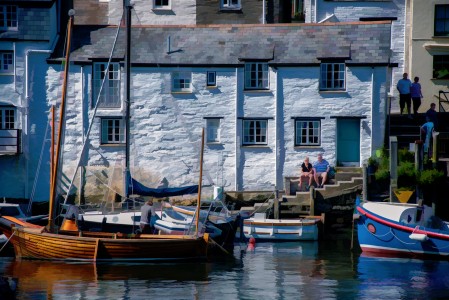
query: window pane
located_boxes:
[172,72,192,91]
[435,5,449,36]
[433,55,449,79]
[321,63,345,90]
[295,120,320,146]
[94,63,120,108]
[243,120,267,145]
[244,63,269,89]
[207,119,220,142]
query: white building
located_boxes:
[40,21,394,201]
[304,0,407,113]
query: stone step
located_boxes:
[335,167,362,173]
[283,177,363,207]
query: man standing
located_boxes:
[397,73,412,118]
[313,153,330,188]
[425,103,438,130]
[140,199,156,234]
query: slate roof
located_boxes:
[51,22,393,66]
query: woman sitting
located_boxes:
[298,157,314,191]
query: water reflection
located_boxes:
[356,254,449,299]
[1,258,211,299]
[1,238,448,300]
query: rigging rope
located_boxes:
[28,116,51,214]
[62,13,125,204]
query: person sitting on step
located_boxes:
[298,156,314,191]
[313,153,330,188]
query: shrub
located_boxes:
[418,169,445,187]
[398,148,414,163]
[375,168,390,182]
[397,161,417,188]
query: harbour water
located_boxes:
[1,231,448,299]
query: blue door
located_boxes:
[337,118,360,166]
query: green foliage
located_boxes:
[374,168,390,182]
[418,169,445,187]
[398,148,414,163]
[372,146,443,192]
[397,161,417,188]
[368,156,378,167]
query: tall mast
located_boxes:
[48,10,75,231]
[123,0,132,200]
[195,128,205,237]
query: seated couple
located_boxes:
[297,154,330,191]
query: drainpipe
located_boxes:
[235,67,239,191]
[262,0,266,24]
[274,67,278,192]
[80,65,85,205]
[13,42,16,93]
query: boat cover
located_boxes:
[128,178,198,197]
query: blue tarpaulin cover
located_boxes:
[128,178,198,198]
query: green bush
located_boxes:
[397,161,417,188]
[374,168,390,182]
[368,156,378,167]
[398,148,414,163]
[418,169,445,187]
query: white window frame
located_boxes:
[207,71,216,87]
[243,120,268,145]
[101,118,125,144]
[320,62,345,91]
[93,62,121,108]
[172,72,192,92]
[206,118,221,143]
[0,52,13,74]
[295,119,321,146]
[221,0,241,9]
[154,0,171,9]
[0,5,17,30]
[0,106,16,129]
[244,62,269,90]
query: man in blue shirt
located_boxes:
[313,153,330,188]
[397,72,412,118]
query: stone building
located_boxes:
[42,21,394,201]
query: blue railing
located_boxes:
[0,129,21,154]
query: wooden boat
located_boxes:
[243,213,321,241]
[2,7,211,262]
[2,217,209,261]
[355,197,449,258]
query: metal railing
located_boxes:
[438,90,449,112]
[0,129,21,154]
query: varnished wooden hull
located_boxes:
[10,227,208,262]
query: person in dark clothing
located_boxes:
[397,73,412,118]
[425,103,438,130]
[140,199,156,234]
[298,156,314,191]
[410,76,423,117]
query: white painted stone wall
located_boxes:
[304,0,405,112]
[278,66,387,188]
[48,62,388,199]
[108,0,197,25]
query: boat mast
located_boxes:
[48,10,75,231]
[195,128,205,237]
[123,0,132,201]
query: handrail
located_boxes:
[0,129,21,154]
[437,90,449,112]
